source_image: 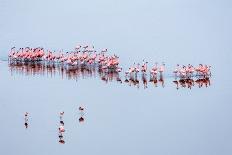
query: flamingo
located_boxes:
[60,111,64,116]
[79,106,84,111]
[8,45,212,90]
[25,112,29,117]
[141,60,148,73]
[59,125,65,132]
[150,62,158,75]
[135,63,140,73]
[101,48,108,53]
[24,112,29,129]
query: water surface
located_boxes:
[0,0,232,155]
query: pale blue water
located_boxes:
[0,0,232,155]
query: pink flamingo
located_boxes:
[150,62,158,75]
[141,60,148,73]
[59,125,65,132]
[79,106,84,111]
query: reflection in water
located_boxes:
[142,73,148,89]
[125,76,140,89]
[149,74,165,88]
[78,106,85,123]
[195,77,211,88]
[173,77,211,89]
[24,112,29,129]
[172,64,212,89]
[58,112,65,144]
[8,61,122,84]
[22,109,86,144]
[8,61,212,89]
[124,73,160,89]
[58,132,65,144]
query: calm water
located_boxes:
[1,0,232,155]
[0,59,231,155]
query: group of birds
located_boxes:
[8,46,121,73]
[8,45,212,89]
[125,61,165,79]
[173,64,211,78]
[58,111,65,144]
[172,64,211,89]
[58,107,85,144]
[8,46,168,79]
[8,45,165,86]
[24,106,85,144]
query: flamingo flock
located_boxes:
[8,45,212,89]
[172,64,211,89]
[8,46,121,73]
[173,64,211,78]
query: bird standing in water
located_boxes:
[24,112,29,129]
[78,106,85,123]
[79,106,84,111]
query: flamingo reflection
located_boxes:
[195,77,211,88]
[58,132,65,144]
[149,73,165,88]
[141,73,148,89]
[173,77,211,89]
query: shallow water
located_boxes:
[0,58,231,155]
[1,0,232,154]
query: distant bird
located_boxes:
[60,111,64,116]
[25,112,29,117]
[79,106,84,111]
[101,48,108,53]
[24,112,29,129]
[59,125,65,132]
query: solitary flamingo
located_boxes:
[141,60,148,73]
[59,125,65,132]
[24,112,29,129]
[79,106,84,111]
